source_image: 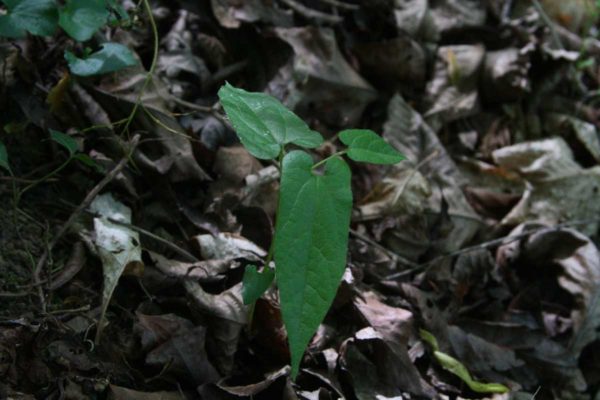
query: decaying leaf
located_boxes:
[90,193,143,342]
[274,27,378,127]
[148,251,234,282]
[108,385,183,400]
[339,327,436,398]
[185,281,248,374]
[424,45,485,131]
[211,0,292,28]
[496,223,600,357]
[493,137,600,235]
[383,94,481,253]
[193,232,266,262]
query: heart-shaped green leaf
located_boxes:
[242,264,275,305]
[274,150,352,378]
[0,0,58,38]
[50,129,78,156]
[218,83,323,160]
[0,141,10,172]
[59,0,109,41]
[339,129,404,165]
[65,42,137,76]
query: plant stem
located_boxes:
[16,157,73,204]
[119,0,159,136]
[311,150,347,170]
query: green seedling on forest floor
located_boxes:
[420,329,510,394]
[218,82,405,379]
[14,130,99,205]
[0,0,136,76]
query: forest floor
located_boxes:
[1,0,600,399]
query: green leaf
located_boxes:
[217,83,323,160]
[419,329,439,351]
[50,129,78,156]
[434,351,510,394]
[274,150,352,378]
[0,0,58,38]
[420,330,509,394]
[339,129,404,165]
[106,0,129,24]
[65,42,137,76]
[73,153,102,171]
[242,264,275,305]
[59,0,109,41]
[0,141,10,172]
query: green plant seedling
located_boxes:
[242,264,275,305]
[0,141,10,173]
[420,329,510,394]
[0,0,136,76]
[218,82,405,378]
[15,130,98,203]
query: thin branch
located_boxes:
[531,0,563,49]
[315,0,359,11]
[280,0,343,23]
[391,150,439,206]
[350,229,419,269]
[104,216,199,263]
[384,218,600,280]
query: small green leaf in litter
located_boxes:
[339,129,404,165]
[59,0,110,41]
[106,0,129,25]
[0,0,58,38]
[65,42,137,76]
[50,129,78,156]
[274,150,352,378]
[74,153,102,171]
[242,264,275,305]
[420,329,510,394]
[218,82,323,160]
[419,328,440,351]
[0,141,10,172]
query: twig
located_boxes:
[47,305,91,315]
[391,150,439,206]
[170,97,216,113]
[501,0,514,22]
[170,97,229,125]
[104,216,199,263]
[32,135,141,312]
[384,218,600,281]
[279,0,343,23]
[315,0,359,11]
[553,23,600,57]
[531,0,563,49]
[0,291,30,297]
[350,229,419,269]
[206,60,249,87]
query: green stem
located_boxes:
[17,157,73,204]
[119,0,159,137]
[311,150,347,170]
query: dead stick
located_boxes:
[350,229,419,269]
[384,218,600,280]
[32,134,141,312]
[280,0,343,23]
